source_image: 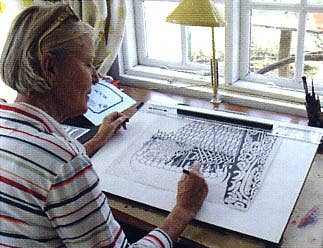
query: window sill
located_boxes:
[120,67,307,117]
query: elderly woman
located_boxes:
[0,3,208,247]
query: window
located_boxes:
[242,0,323,90]
[0,0,21,102]
[136,1,225,74]
[119,0,323,115]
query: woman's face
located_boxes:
[51,34,99,120]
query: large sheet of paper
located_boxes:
[91,103,321,243]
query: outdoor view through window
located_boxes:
[250,8,323,80]
[137,0,322,92]
[1,0,323,104]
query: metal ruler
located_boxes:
[142,101,323,145]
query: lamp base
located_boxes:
[210,94,222,104]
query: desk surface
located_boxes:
[106,85,322,247]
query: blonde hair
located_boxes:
[0,3,93,96]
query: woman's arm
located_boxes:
[158,163,208,243]
[84,112,128,157]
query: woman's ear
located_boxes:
[39,52,56,82]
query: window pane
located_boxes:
[144,1,181,62]
[304,12,323,87]
[250,10,298,79]
[188,3,225,65]
[189,26,225,64]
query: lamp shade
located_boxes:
[166,0,225,27]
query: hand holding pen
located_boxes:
[98,112,129,139]
[84,112,129,157]
[175,162,208,219]
[159,162,208,242]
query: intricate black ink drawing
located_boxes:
[131,121,278,210]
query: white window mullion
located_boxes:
[294,0,307,86]
[224,0,240,85]
[181,26,188,65]
[239,0,252,80]
[134,0,147,65]
[121,0,139,72]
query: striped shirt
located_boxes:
[0,100,172,248]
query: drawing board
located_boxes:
[91,102,322,243]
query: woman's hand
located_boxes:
[84,112,128,157]
[175,162,208,218]
[159,162,208,242]
[97,112,128,142]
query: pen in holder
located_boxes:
[302,76,323,128]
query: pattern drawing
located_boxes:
[131,120,278,210]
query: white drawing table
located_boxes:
[90,86,323,247]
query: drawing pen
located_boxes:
[302,77,312,110]
[177,109,273,130]
[302,76,309,95]
[148,106,167,112]
[136,102,144,110]
[311,79,316,98]
[177,103,190,106]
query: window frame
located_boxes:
[240,1,323,90]
[134,0,214,72]
[117,0,323,117]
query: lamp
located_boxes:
[166,0,225,104]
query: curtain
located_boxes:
[22,0,126,76]
[94,0,126,76]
